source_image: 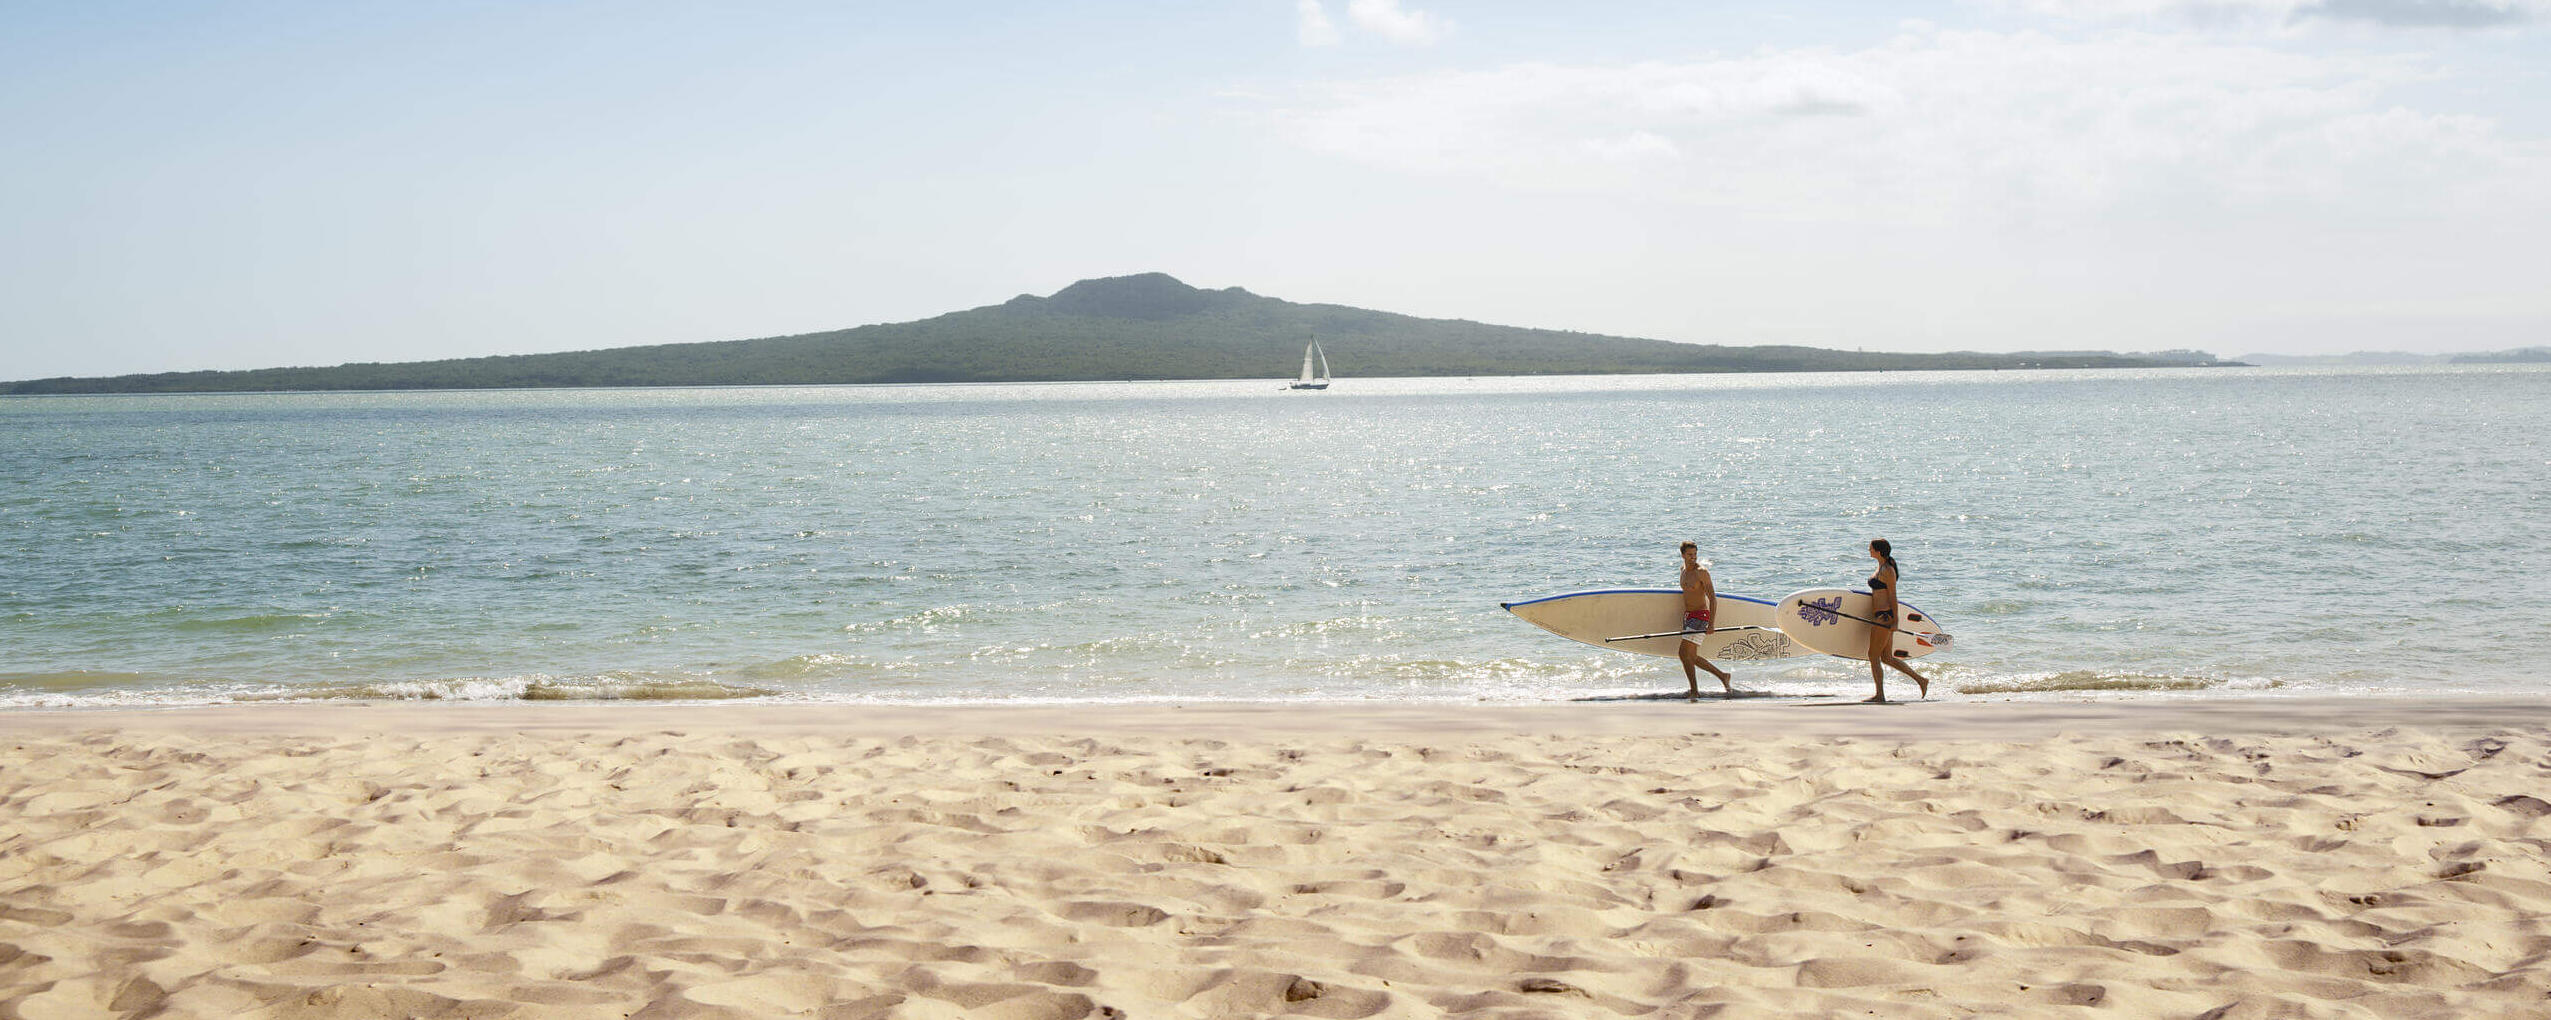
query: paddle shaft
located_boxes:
[1805,604,1947,641]
[1605,625,1777,643]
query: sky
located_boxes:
[2,0,2546,379]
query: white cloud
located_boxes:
[2302,0,2544,26]
[1982,0,2548,29]
[1263,27,2551,226]
[1580,131,1681,162]
[1988,0,2310,25]
[1346,0,1448,45]
[1296,0,1341,46]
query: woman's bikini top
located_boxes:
[1868,563,1893,592]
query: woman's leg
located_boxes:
[1882,654,1930,699]
[1864,628,1888,702]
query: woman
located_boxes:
[1864,538,1930,703]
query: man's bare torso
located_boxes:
[1681,563,1711,613]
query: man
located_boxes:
[1678,541,1734,698]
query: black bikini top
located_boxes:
[1869,562,1893,591]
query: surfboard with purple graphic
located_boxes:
[1773,588,1949,661]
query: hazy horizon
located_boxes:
[5,1,2546,379]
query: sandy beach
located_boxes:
[5,697,2549,1018]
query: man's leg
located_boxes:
[1696,646,1733,692]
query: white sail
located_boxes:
[1290,337,1331,389]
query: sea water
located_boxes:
[3,366,2545,708]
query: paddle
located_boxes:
[1796,605,1956,650]
[1604,625,1779,643]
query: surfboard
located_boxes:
[1772,588,1947,661]
[1501,589,1806,661]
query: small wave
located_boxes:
[840,604,974,634]
[735,653,923,681]
[169,612,331,633]
[238,674,775,702]
[1955,670,2237,695]
[273,536,369,550]
[1243,616,1411,640]
[520,679,768,701]
[741,653,842,680]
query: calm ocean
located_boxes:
[3,366,2544,708]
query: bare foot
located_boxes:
[1861,695,1889,704]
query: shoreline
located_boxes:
[5,692,2549,740]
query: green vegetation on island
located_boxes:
[2451,347,2551,364]
[2240,347,2551,366]
[6,273,2244,394]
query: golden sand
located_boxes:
[3,699,2548,1018]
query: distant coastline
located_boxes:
[2237,347,2551,367]
[6,272,2257,395]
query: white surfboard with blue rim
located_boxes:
[1772,588,1948,661]
[1501,589,1806,661]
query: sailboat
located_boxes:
[1288,337,1332,390]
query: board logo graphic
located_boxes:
[1799,596,1843,627]
[1718,632,1796,661]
